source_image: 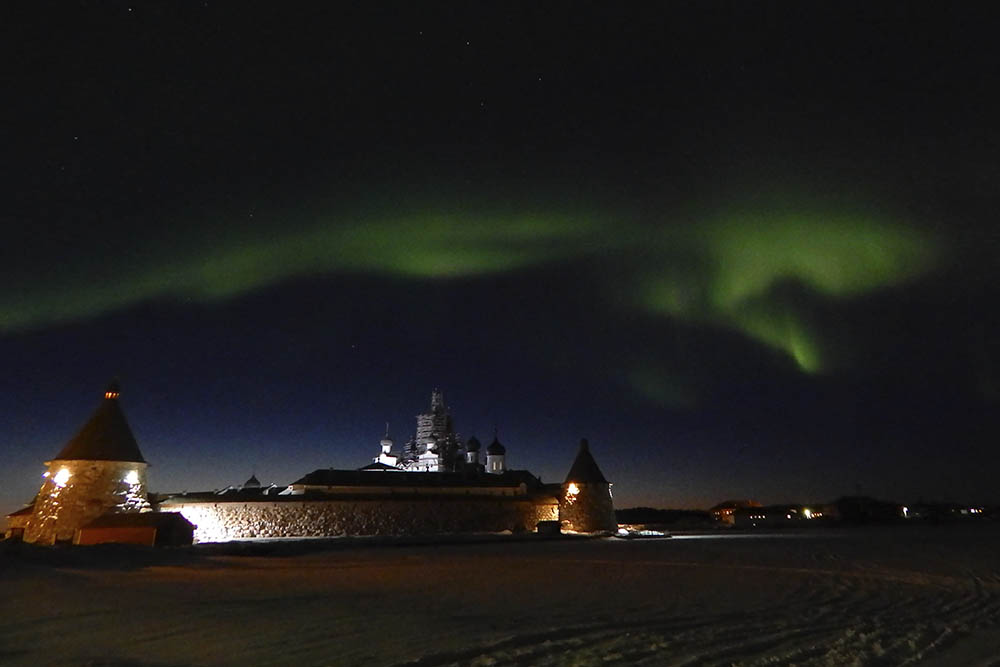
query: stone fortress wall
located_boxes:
[163,495,560,543]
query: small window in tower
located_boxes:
[54,468,71,487]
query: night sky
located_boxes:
[2,2,998,518]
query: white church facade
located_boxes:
[365,389,504,475]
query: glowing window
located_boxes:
[54,468,71,487]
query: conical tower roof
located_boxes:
[52,381,146,463]
[564,438,607,484]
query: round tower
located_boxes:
[24,381,150,545]
[559,438,616,534]
[486,432,506,474]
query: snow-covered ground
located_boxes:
[2,526,999,666]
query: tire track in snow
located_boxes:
[400,560,1000,666]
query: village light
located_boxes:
[567,482,580,496]
[803,508,812,519]
[124,470,140,485]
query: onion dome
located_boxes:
[466,436,481,452]
[487,435,506,456]
[52,381,146,463]
[564,438,608,484]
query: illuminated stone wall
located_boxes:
[559,482,616,533]
[24,460,149,545]
[163,496,559,543]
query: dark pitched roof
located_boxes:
[53,384,146,463]
[6,504,35,518]
[564,439,608,484]
[80,511,194,529]
[243,474,261,488]
[208,486,284,499]
[359,462,403,471]
[292,468,541,489]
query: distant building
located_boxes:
[485,433,507,474]
[732,504,826,527]
[22,382,150,545]
[710,500,762,525]
[900,502,988,521]
[465,436,482,467]
[367,391,503,475]
[372,424,399,468]
[826,496,901,523]
[399,390,465,472]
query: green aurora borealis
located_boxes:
[2,196,942,387]
[637,207,941,375]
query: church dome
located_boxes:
[487,436,505,456]
[466,436,481,452]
